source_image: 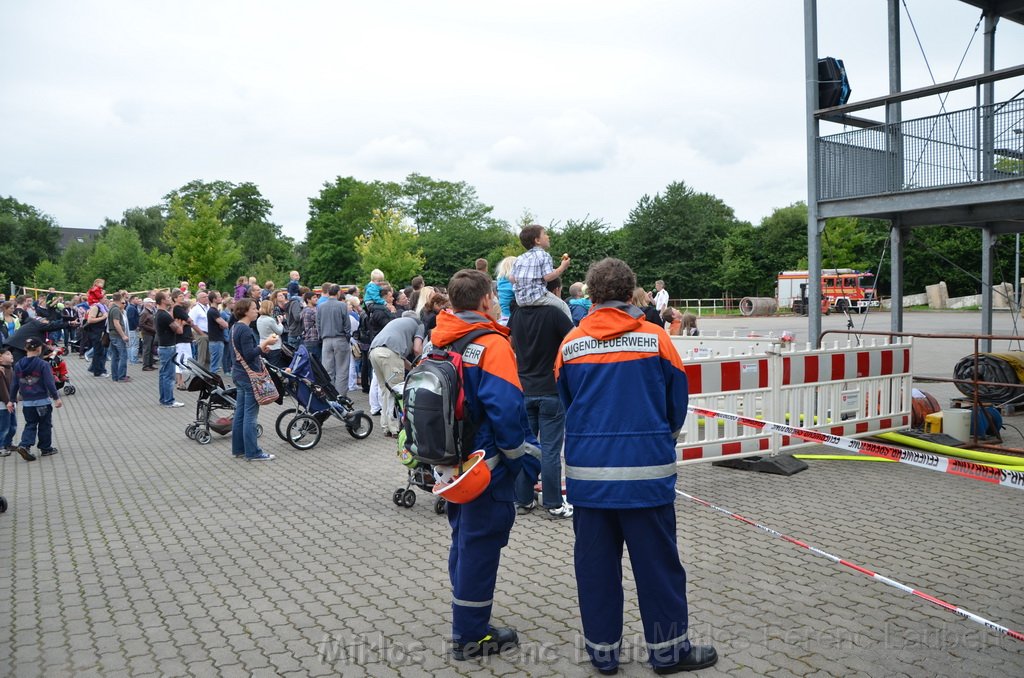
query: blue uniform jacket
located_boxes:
[555,302,688,509]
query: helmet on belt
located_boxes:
[432,451,490,504]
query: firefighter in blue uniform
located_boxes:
[556,258,718,675]
[429,269,541,661]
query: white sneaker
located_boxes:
[169,401,185,408]
[547,502,573,519]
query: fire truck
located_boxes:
[777,269,879,315]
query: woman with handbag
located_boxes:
[231,298,278,461]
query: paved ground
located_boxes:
[2,328,1024,677]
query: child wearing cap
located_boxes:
[7,337,62,462]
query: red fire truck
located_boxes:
[777,269,879,314]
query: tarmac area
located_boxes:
[1,310,1023,677]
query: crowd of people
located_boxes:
[0,226,716,674]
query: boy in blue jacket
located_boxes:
[7,337,62,461]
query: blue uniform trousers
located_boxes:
[574,504,691,671]
[447,480,516,643]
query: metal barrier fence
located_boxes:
[818,97,1024,200]
[673,335,913,464]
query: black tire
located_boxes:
[836,299,849,313]
[63,384,76,395]
[255,424,264,438]
[195,429,212,445]
[286,414,322,450]
[346,413,373,439]
[0,496,7,513]
[402,489,416,508]
[185,424,197,440]
[393,489,405,506]
[434,497,447,515]
[275,408,297,441]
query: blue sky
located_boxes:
[2,1,1022,239]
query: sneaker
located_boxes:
[0,449,9,457]
[247,453,275,462]
[15,446,36,462]
[40,448,59,456]
[167,401,185,408]
[516,500,537,515]
[370,410,381,416]
[547,502,574,519]
[231,453,245,459]
[451,626,519,661]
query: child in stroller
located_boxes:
[388,383,447,514]
[44,340,75,396]
[266,344,373,450]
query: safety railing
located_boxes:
[818,97,1024,200]
[675,336,913,464]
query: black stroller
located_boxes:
[266,345,373,450]
[178,357,273,445]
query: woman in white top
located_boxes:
[256,300,285,368]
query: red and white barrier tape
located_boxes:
[676,489,1024,642]
[688,406,1024,491]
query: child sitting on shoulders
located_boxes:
[510,224,571,319]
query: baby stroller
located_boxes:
[267,345,373,450]
[389,383,447,515]
[44,341,75,396]
[178,357,266,445]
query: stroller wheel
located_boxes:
[286,414,322,450]
[256,424,264,439]
[63,384,76,396]
[434,497,447,515]
[185,424,198,439]
[402,489,417,508]
[195,429,212,445]
[275,408,297,441]
[392,488,405,506]
[346,413,373,440]
[0,496,7,513]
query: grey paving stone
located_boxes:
[3,357,1024,677]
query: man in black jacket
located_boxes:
[509,277,575,519]
[362,285,396,396]
[6,317,76,363]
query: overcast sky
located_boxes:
[2,1,1022,240]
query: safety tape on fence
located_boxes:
[676,489,1024,643]
[688,406,1024,491]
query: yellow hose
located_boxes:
[877,432,1024,467]
[793,454,895,462]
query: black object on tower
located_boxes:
[817,57,851,108]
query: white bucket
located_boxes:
[942,409,971,442]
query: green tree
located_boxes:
[60,238,97,290]
[0,196,62,287]
[619,182,741,298]
[305,177,401,284]
[30,260,68,290]
[401,173,495,233]
[80,225,149,291]
[418,220,514,286]
[547,217,619,288]
[116,206,168,252]
[164,195,242,288]
[133,249,178,291]
[355,209,425,285]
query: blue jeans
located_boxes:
[231,384,261,458]
[128,330,140,363]
[0,408,17,448]
[208,341,224,375]
[109,335,127,381]
[20,404,53,450]
[158,346,176,405]
[514,394,566,508]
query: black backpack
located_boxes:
[402,328,496,467]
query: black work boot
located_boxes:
[451,627,519,661]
